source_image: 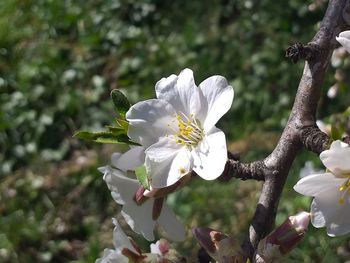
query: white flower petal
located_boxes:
[111,146,145,172]
[156,69,207,122]
[155,74,181,109]
[320,140,350,175]
[146,138,192,188]
[293,173,343,196]
[102,167,156,240]
[192,127,227,180]
[176,69,207,120]
[339,30,350,39]
[311,189,350,236]
[310,199,327,228]
[102,166,138,204]
[95,248,128,263]
[112,218,138,254]
[121,207,155,241]
[111,153,122,168]
[126,99,177,147]
[199,75,234,131]
[336,30,350,54]
[157,203,186,242]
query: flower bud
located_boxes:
[257,211,310,262]
[192,227,244,263]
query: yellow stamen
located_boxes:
[171,112,204,149]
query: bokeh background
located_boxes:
[1,0,350,262]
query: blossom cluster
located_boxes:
[96,69,234,261]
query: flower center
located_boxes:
[338,179,350,205]
[171,113,204,148]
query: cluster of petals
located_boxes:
[294,140,350,236]
[96,219,171,263]
[99,146,185,241]
[336,30,350,54]
[126,68,234,188]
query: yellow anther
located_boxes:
[171,113,204,149]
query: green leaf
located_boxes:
[331,124,343,141]
[111,89,130,117]
[135,165,150,190]
[73,130,139,145]
[106,125,125,133]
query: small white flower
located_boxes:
[96,219,173,263]
[126,68,234,188]
[95,219,140,263]
[294,140,350,236]
[99,147,185,241]
[336,30,350,54]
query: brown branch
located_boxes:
[300,126,330,154]
[218,160,266,182]
[234,0,350,260]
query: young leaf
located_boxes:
[331,124,343,140]
[135,165,150,190]
[111,89,130,117]
[73,130,139,145]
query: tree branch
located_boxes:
[218,160,266,182]
[234,0,350,260]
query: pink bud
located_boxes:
[192,227,243,262]
[257,211,310,261]
[192,227,218,253]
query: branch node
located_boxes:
[218,159,266,182]
[300,126,330,154]
[285,42,323,63]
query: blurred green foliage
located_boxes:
[1,0,350,262]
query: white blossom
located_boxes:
[294,140,350,236]
[336,30,350,54]
[95,219,139,263]
[99,147,185,241]
[126,68,234,188]
[96,219,173,263]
